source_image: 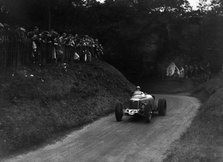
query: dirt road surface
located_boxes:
[4,95,200,162]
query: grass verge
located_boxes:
[0,60,134,158]
[164,73,223,162]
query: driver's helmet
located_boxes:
[133,85,144,96]
[136,86,141,91]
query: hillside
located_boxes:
[164,73,223,162]
[0,61,134,157]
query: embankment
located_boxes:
[164,73,223,162]
[0,61,134,157]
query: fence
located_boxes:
[0,30,32,68]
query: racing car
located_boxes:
[115,86,167,123]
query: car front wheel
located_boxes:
[144,104,152,123]
[115,103,123,122]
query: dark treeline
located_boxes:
[1,0,223,81]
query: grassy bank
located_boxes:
[164,73,223,162]
[0,61,134,157]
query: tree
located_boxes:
[0,0,80,29]
[132,0,191,13]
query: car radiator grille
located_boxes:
[129,101,139,109]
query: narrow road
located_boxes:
[4,95,200,162]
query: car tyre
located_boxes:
[115,103,123,122]
[144,104,152,123]
[158,98,167,116]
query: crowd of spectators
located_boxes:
[183,63,211,80]
[0,22,104,67]
[166,62,212,81]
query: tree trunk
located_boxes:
[48,8,51,30]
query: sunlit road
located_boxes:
[4,95,200,162]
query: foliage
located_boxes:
[1,0,223,80]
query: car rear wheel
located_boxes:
[115,103,123,122]
[144,104,152,123]
[158,98,167,116]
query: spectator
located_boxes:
[73,52,80,62]
[0,23,104,68]
[179,66,185,78]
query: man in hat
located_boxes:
[133,86,143,96]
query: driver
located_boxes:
[133,86,144,96]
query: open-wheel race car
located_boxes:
[115,86,167,123]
